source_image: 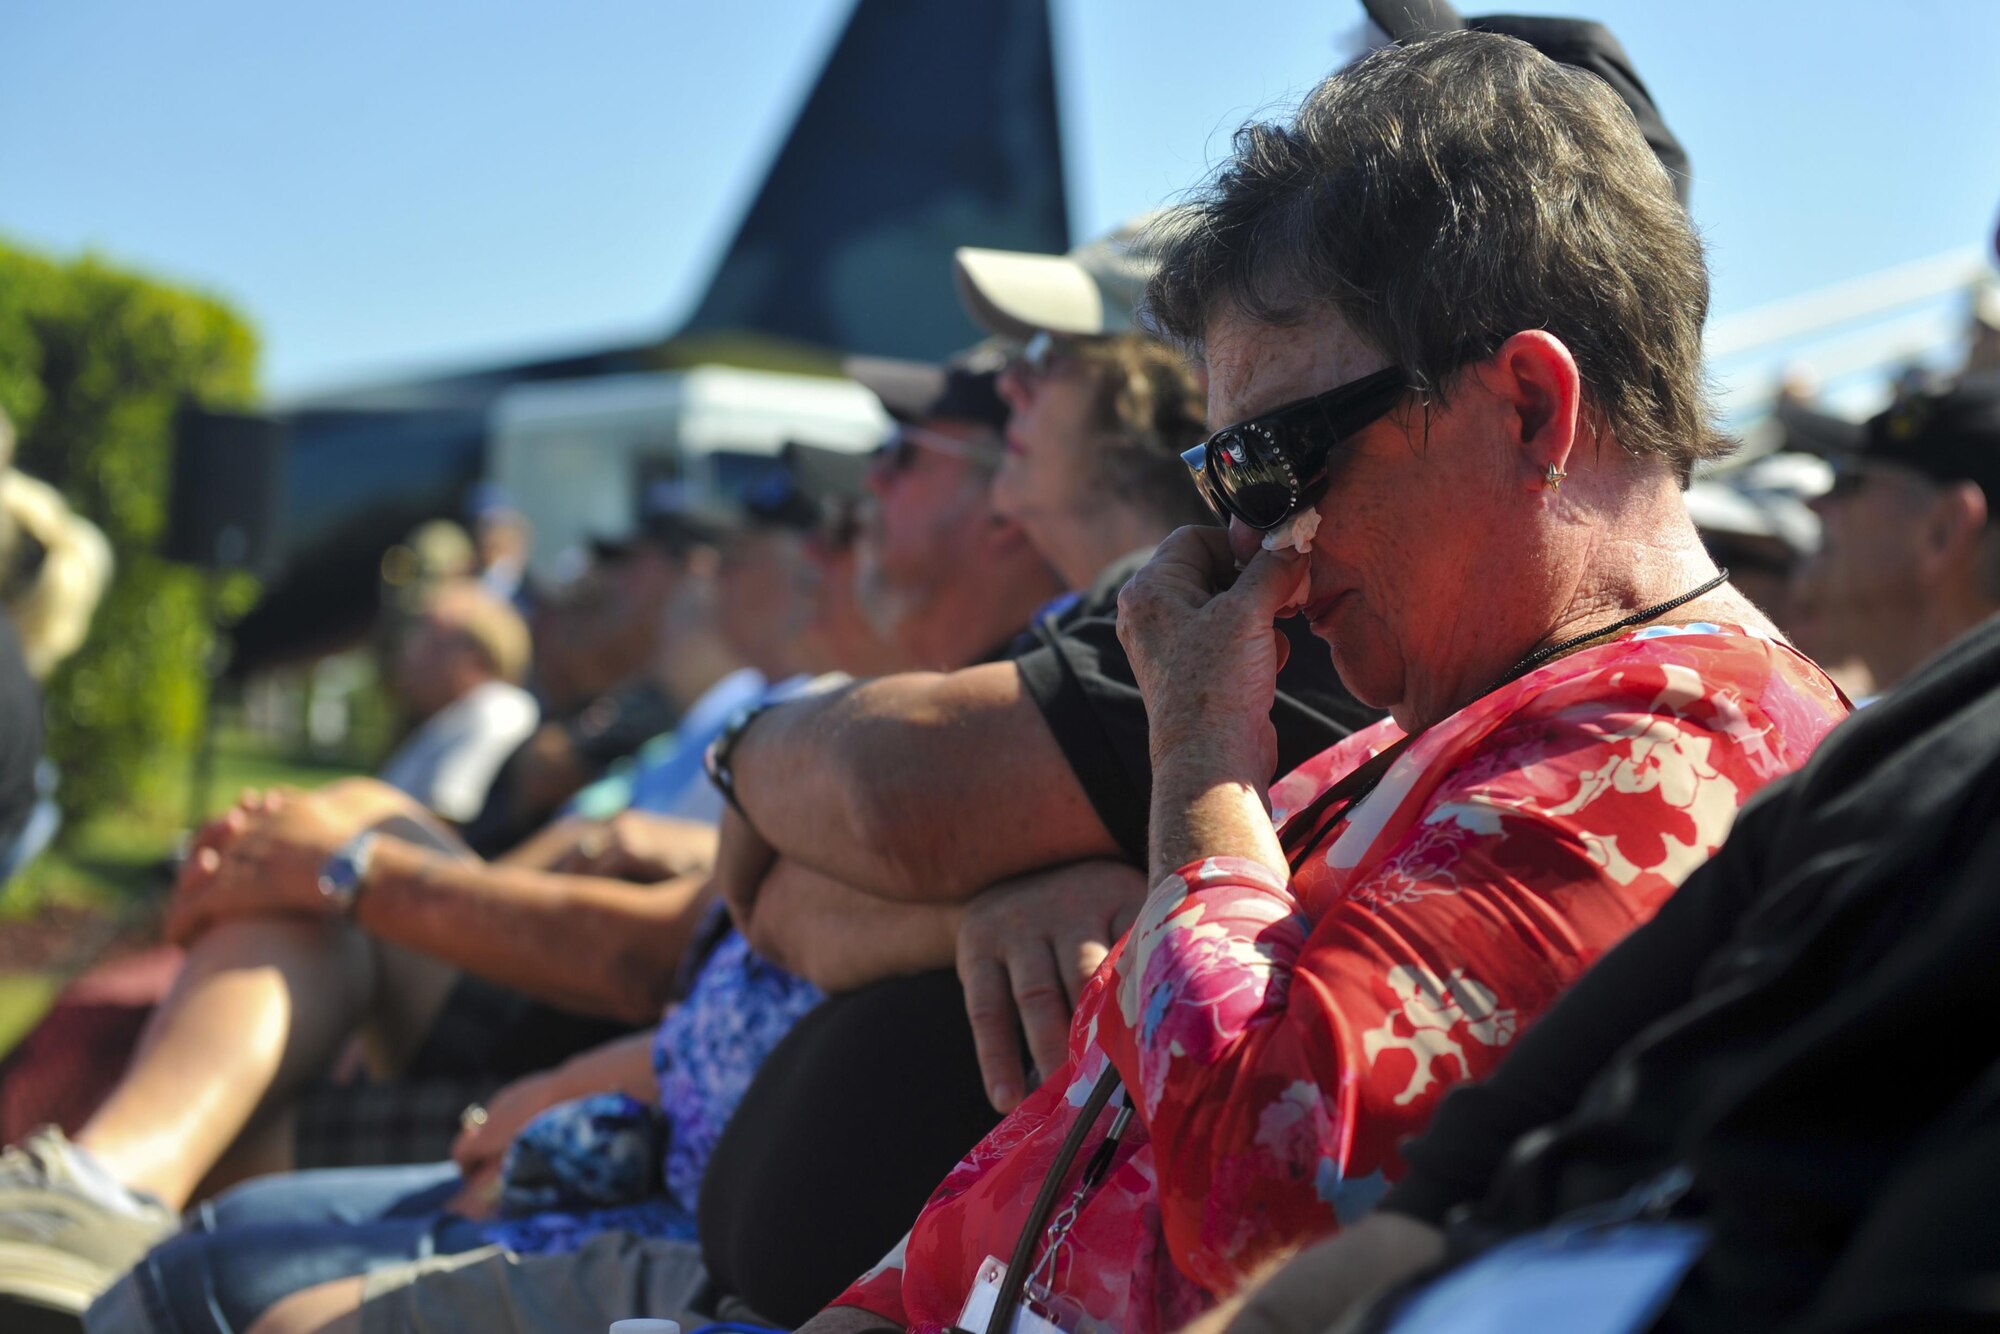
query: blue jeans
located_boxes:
[86,1162,492,1334]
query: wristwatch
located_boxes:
[317,830,378,917]
[703,700,774,821]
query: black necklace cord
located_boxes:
[1278,568,1731,873]
[1498,569,1730,687]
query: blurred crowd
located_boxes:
[1,4,1999,1334]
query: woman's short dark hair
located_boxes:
[1146,31,1727,479]
[1078,333,1215,529]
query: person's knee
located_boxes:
[318,776,416,825]
[187,917,369,977]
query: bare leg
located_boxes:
[72,918,376,1210]
[246,1276,367,1334]
[69,786,484,1208]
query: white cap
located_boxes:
[609,1321,680,1334]
[953,210,1174,341]
[1684,452,1828,557]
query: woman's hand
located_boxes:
[1117,526,1310,786]
[446,1070,582,1219]
[445,1030,658,1219]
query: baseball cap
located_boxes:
[779,441,872,506]
[1831,379,2000,500]
[844,344,1010,431]
[953,212,1169,341]
[740,443,873,534]
[589,479,740,564]
[1361,1,1692,206]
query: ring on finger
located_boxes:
[460,1103,488,1132]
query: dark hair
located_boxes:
[1146,31,1727,479]
[1077,333,1215,529]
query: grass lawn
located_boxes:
[0,730,367,1057]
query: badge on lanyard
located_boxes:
[957,1257,1090,1334]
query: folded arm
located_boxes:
[348,840,714,1023]
[737,857,964,993]
[728,664,1116,903]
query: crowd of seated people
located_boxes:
[4,6,2000,1334]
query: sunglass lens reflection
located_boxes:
[1210,431,1296,528]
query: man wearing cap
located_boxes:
[1794,381,2000,698]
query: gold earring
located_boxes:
[1543,462,1567,490]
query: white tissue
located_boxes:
[1260,508,1321,554]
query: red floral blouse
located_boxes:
[835,625,1847,1334]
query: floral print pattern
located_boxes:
[835,626,1846,1333]
[479,927,822,1256]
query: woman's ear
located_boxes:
[1486,331,1583,487]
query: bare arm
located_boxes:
[353,840,713,1024]
[729,663,1116,903]
[737,858,964,993]
[167,802,713,1027]
[168,787,720,1025]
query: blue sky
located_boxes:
[6,0,1997,397]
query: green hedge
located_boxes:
[0,238,260,830]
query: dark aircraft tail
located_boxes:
[679,0,1070,361]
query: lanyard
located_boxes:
[981,1067,1128,1334]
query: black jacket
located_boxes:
[1382,612,2000,1333]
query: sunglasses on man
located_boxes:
[872,426,1006,476]
[1182,366,1410,530]
[1005,330,1099,386]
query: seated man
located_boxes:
[454,534,690,859]
[242,215,1389,1334]
[373,579,539,824]
[0,500,836,1320]
[1198,387,2000,1334]
[232,226,1370,1334]
[1791,379,2000,701]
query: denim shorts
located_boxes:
[85,1161,492,1334]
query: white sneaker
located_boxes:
[0,1127,177,1319]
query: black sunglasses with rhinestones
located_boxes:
[1182,366,1410,530]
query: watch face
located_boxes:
[319,835,371,911]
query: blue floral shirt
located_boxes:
[478,925,822,1254]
